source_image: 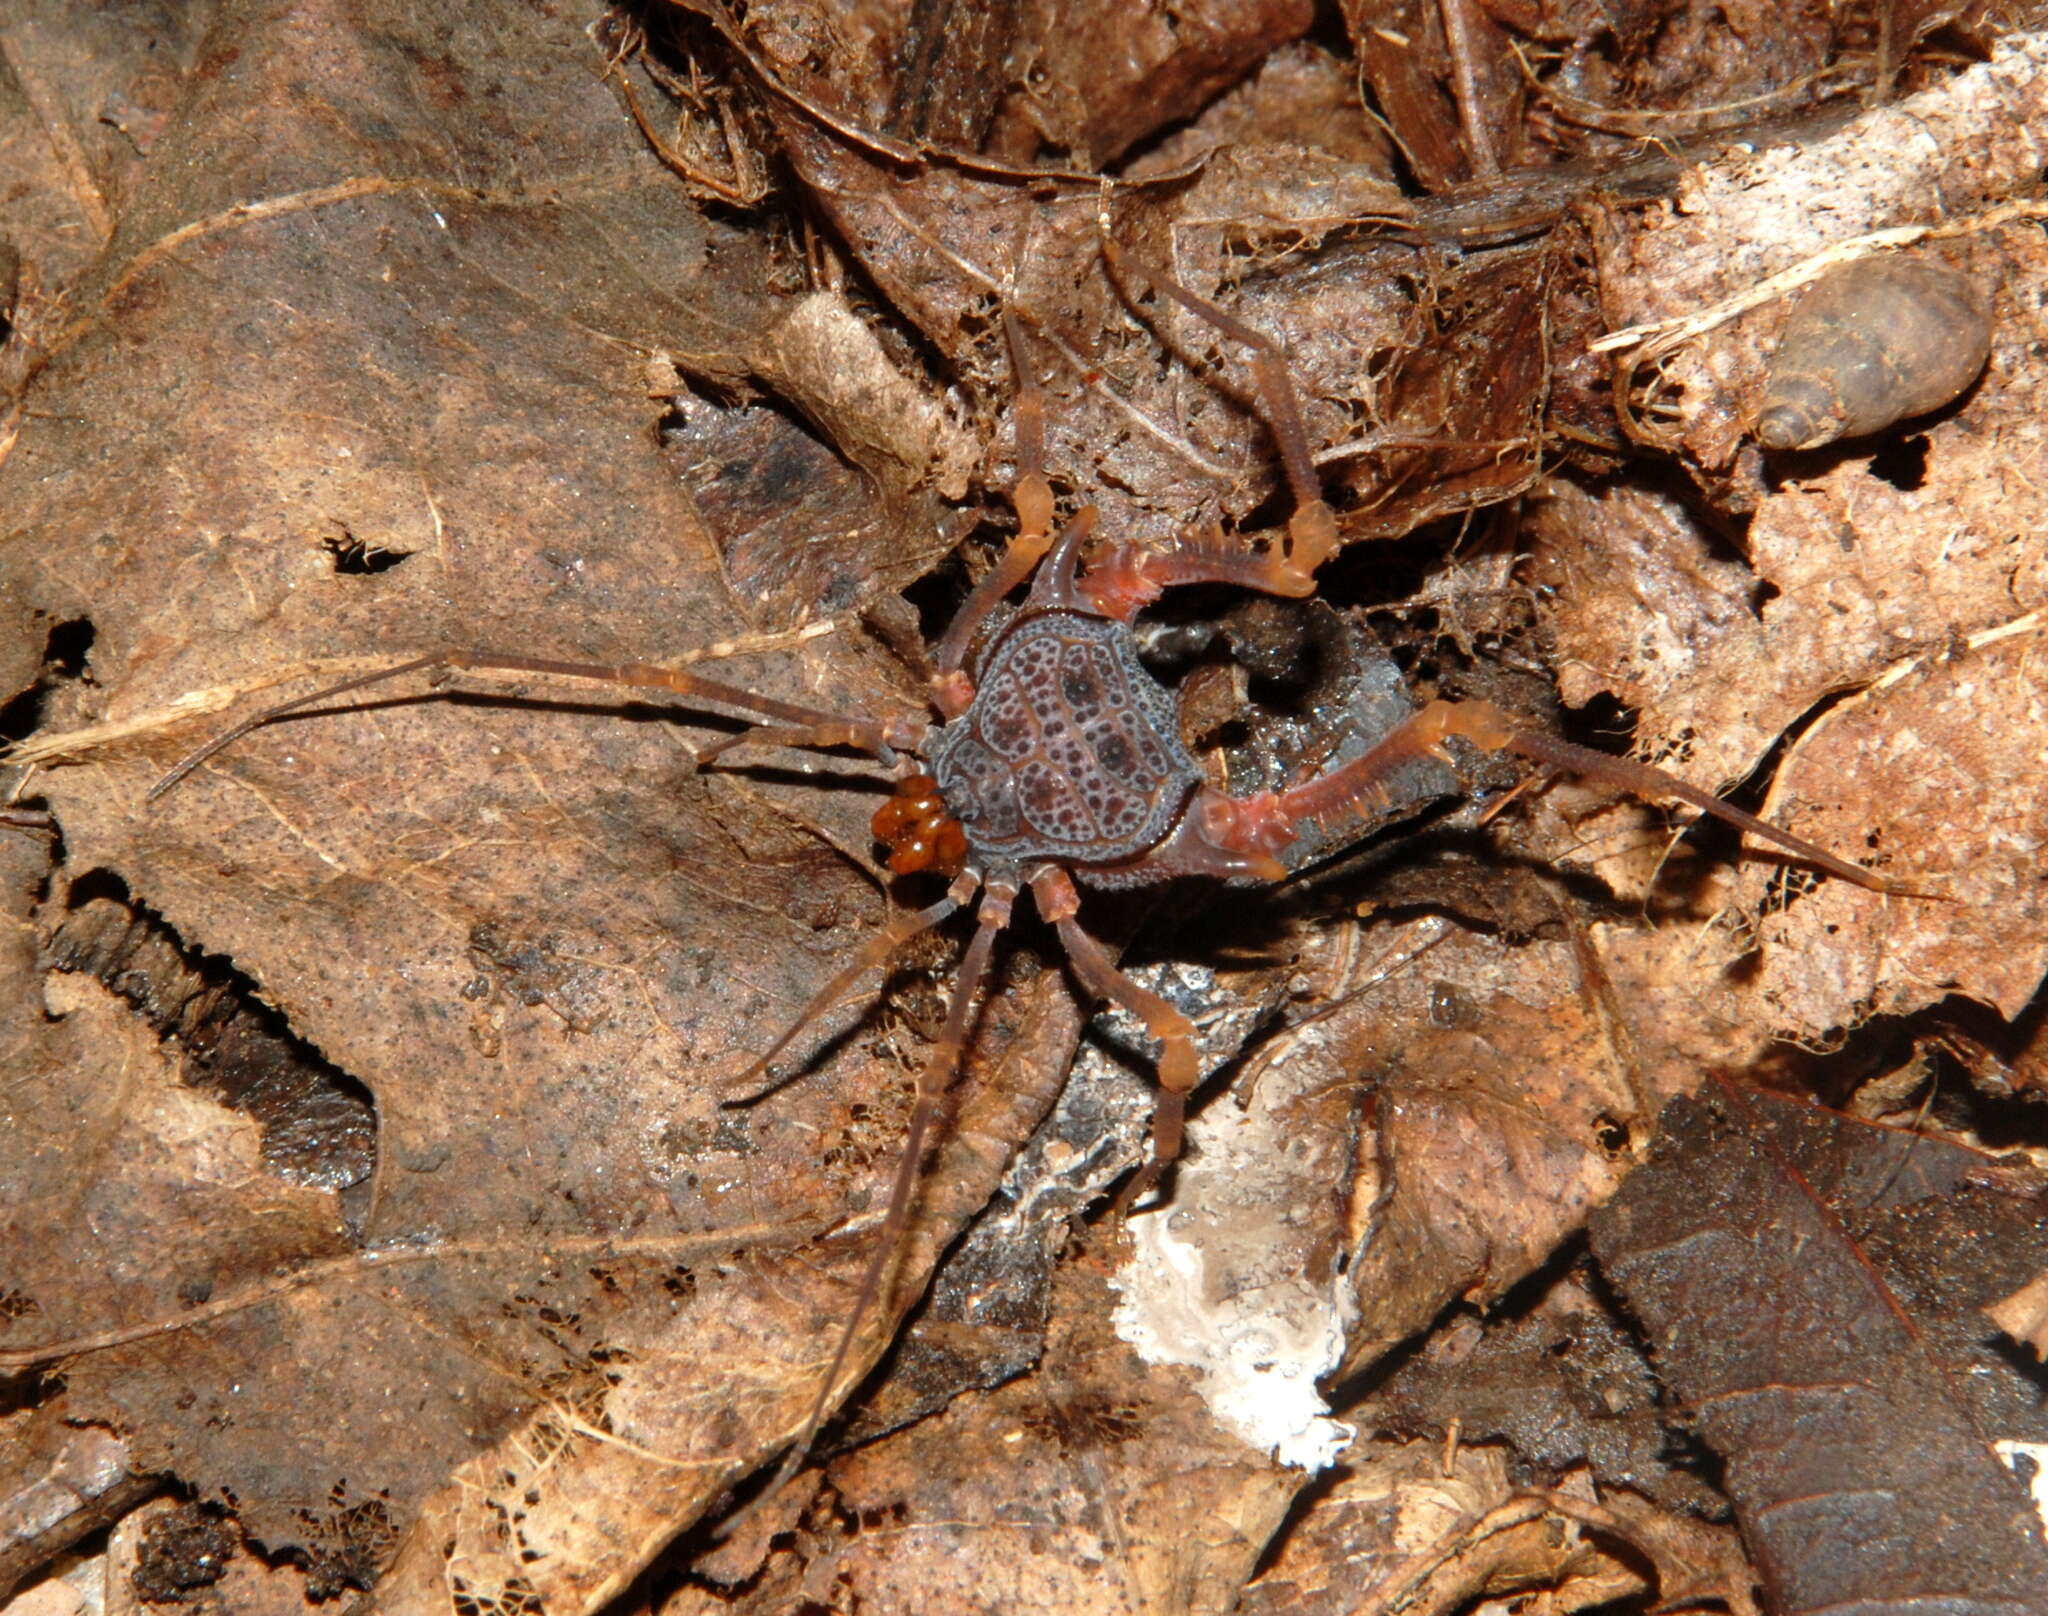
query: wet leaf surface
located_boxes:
[1592,1082,2048,1610]
[1374,1271,1726,1516]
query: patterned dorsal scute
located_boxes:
[929,609,1202,867]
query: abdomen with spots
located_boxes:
[930,611,1201,869]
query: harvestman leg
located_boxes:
[1029,866,1200,1211]
[722,891,967,1102]
[153,650,1012,1511]
[1085,241,1344,618]
[740,872,1017,1513]
[1261,698,1915,896]
[148,648,926,799]
[1039,699,1915,1223]
[732,276,1335,1496]
[1053,253,1909,897]
[934,312,1077,706]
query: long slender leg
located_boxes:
[1029,866,1199,1211]
[1252,698,1914,895]
[722,889,967,1104]
[1092,241,1342,618]
[148,649,927,799]
[1485,717,1923,894]
[934,313,1061,698]
[693,720,915,767]
[743,872,1014,1510]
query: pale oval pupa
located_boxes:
[1755,254,1992,452]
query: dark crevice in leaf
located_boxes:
[42,870,378,1197]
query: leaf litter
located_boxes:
[1,1,2046,1613]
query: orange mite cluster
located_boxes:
[871,773,969,876]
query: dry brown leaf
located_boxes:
[1746,625,2048,1041]
[1588,37,2048,473]
[1523,47,2048,1067]
[1988,1268,2048,1361]
[1374,1275,1724,1515]
[1241,1445,1701,1616]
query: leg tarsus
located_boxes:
[1488,719,1912,895]
[148,654,451,799]
[1101,240,1322,517]
[1113,1086,1183,1218]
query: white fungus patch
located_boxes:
[1110,1021,1355,1471]
[1997,1439,2048,1533]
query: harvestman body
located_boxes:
[151,245,1906,1503]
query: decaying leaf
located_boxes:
[1374,1272,1725,1515]
[1592,1083,2048,1608]
[1240,1445,1753,1616]
[3,1,2045,1612]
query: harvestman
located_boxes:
[151,244,1907,1502]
